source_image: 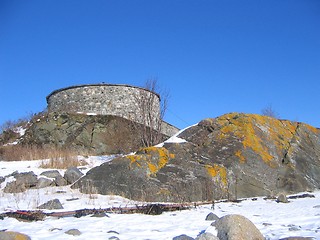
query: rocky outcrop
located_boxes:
[73,113,320,202]
[20,113,168,155]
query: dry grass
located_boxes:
[0,145,87,169]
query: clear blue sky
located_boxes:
[1,0,319,129]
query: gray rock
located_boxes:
[4,181,26,193]
[64,167,84,184]
[205,212,219,221]
[277,193,289,203]
[21,113,168,155]
[14,171,38,187]
[38,199,63,210]
[40,170,62,178]
[4,171,39,192]
[36,177,54,188]
[173,234,195,240]
[54,175,68,186]
[214,214,264,240]
[5,171,18,178]
[196,232,219,240]
[0,231,31,240]
[91,212,108,218]
[73,113,320,202]
[0,177,4,184]
[65,229,81,236]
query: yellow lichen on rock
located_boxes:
[235,150,246,163]
[305,124,319,134]
[205,164,228,186]
[216,113,300,167]
[125,147,175,176]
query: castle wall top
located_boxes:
[46,83,160,103]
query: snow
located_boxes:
[1,157,320,240]
[156,124,197,147]
[3,126,27,146]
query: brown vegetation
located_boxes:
[0,145,86,168]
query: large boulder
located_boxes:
[73,113,320,202]
[0,231,31,240]
[214,214,264,240]
[4,171,38,193]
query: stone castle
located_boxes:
[46,83,179,136]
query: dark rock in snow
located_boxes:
[205,212,219,221]
[65,229,81,236]
[54,175,68,186]
[36,177,54,188]
[4,171,38,193]
[277,193,289,203]
[40,170,62,178]
[40,170,67,186]
[172,234,195,240]
[91,212,108,218]
[195,232,219,240]
[64,167,84,184]
[38,199,63,210]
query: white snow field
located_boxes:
[1,156,320,240]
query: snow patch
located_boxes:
[156,123,198,147]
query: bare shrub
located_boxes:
[261,104,280,118]
[132,79,169,147]
[40,154,87,169]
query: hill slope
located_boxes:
[73,113,320,202]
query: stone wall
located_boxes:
[46,84,179,136]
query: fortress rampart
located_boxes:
[46,84,178,136]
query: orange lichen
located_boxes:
[126,154,142,167]
[125,147,175,176]
[235,150,246,163]
[205,164,228,186]
[216,113,299,167]
[305,124,319,134]
[156,188,171,195]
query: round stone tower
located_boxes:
[46,83,161,126]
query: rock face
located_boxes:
[73,113,320,202]
[21,113,169,155]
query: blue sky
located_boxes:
[1,0,319,129]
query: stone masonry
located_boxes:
[46,84,179,136]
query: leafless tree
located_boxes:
[261,104,280,118]
[133,79,169,147]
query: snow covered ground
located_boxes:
[1,157,320,240]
